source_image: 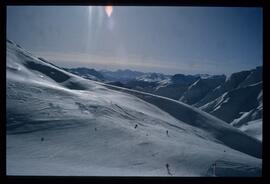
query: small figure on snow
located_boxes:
[166,130,169,137]
[212,162,216,176]
[41,137,44,142]
[166,163,172,176]
[134,124,138,129]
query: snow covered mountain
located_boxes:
[99,69,145,82]
[118,74,200,101]
[63,67,105,81]
[6,40,261,176]
[191,67,263,140]
[148,74,199,100]
[135,73,170,82]
[180,75,226,105]
[162,67,263,141]
[70,67,222,103]
[194,68,262,108]
[87,69,201,101]
[199,82,262,123]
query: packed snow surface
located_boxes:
[6,40,261,176]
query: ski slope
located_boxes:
[6,40,261,176]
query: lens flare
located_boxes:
[105,6,113,17]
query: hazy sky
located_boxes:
[7,6,262,75]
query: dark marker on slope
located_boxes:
[134,124,138,129]
[41,137,44,141]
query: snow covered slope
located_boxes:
[99,83,261,159]
[6,40,261,176]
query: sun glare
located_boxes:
[105,6,113,17]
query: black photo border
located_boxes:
[1,0,269,184]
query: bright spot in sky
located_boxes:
[105,6,113,17]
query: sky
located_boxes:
[7,6,262,75]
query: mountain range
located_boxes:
[66,64,262,140]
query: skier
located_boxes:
[166,130,169,137]
[166,163,172,176]
[41,137,44,141]
[134,124,138,129]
